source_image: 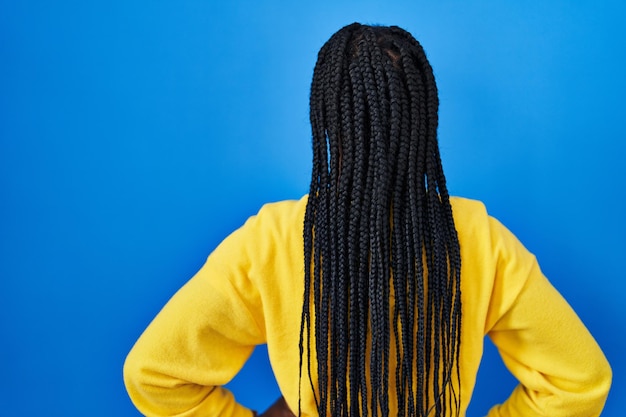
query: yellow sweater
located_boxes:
[124,196,611,417]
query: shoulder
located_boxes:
[449,196,491,242]
[451,196,541,312]
[242,195,308,240]
[449,196,488,219]
[450,196,534,257]
[203,196,308,286]
[223,195,308,259]
[449,195,539,288]
[449,196,519,242]
[254,195,308,224]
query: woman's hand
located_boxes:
[258,396,296,417]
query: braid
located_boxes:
[299,23,462,417]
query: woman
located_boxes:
[124,23,611,417]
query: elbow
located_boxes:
[122,350,169,417]
[122,349,222,417]
[588,356,612,412]
[565,354,612,417]
[123,349,144,410]
[123,347,163,416]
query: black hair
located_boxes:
[299,23,462,417]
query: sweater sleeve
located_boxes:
[123,214,268,417]
[484,217,611,417]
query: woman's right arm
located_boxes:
[484,217,611,417]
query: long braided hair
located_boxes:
[299,23,462,417]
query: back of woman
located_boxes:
[123,23,612,417]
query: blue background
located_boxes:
[1,1,624,416]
